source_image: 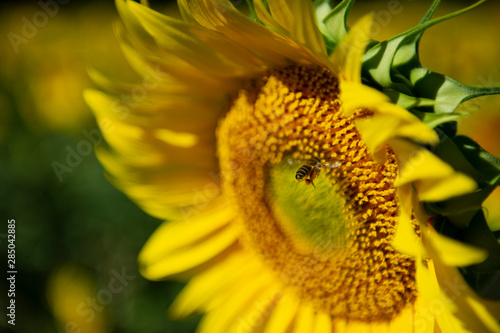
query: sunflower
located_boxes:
[85,0,500,331]
[47,263,109,333]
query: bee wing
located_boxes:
[324,161,340,169]
[288,158,304,165]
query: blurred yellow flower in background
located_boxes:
[1,2,128,135]
[46,263,110,333]
[85,0,500,332]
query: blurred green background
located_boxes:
[1,1,202,332]
[0,1,499,333]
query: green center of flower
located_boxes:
[268,160,351,255]
[217,64,417,321]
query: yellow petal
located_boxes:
[118,35,234,90]
[428,252,500,333]
[198,269,275,333]
[139,201,233,261]
[95,148,219,220]
[417,260,475,333]
[425,227,487,267]
[330,14,374,82]
[154,128,198,148]
[84,88,218,153]
[169,251,258,318]
[417,259,461,333]
[355,116,397,163]
[383,105,438,145]
[313,311,332,333]
[289,0,327,59]
[332,318,347,333]
[391,139,477,201]
[187,0,304,65]
[411,297,436,333]
[354,104,438,164]
[340,81,389,117]
[392,208,426,258]
[177,0,197,24]
[133,1,267,75]
[345,321,371,333]
[367,321,390,333]
[254,0,289,36]
[388,301,419,333]
[292,302,315,333]
[392,184,428,258]
[139,203,240,279]
[140,224,239,279]
[415,172,478,202]
[226,285,281,333]
[268,0,293,31]
[392,139,457,184]
[416,258,451,309]
[263,291,300,333]
[466,297,500,333]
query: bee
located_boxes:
[294,157,340,188]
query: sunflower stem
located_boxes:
[389,0,486,43]
[419,0,440,25]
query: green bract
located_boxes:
[269,159,351,255]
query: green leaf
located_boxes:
[462,269,500,300]
[465,211,500,272]
[436,121,457,138]
[426,186,495,228]
[392,0,440,74]
[424,132,500,228]
[410,68,500,114]
[413,111,464,129]
[245,0,260,22]
[315,0,337,53]
[322,0,355,46]
[452,136,500,185]
[360,0,500,117]
[382,88,434,109]
[363,1,485,89]
[432,132,488,184]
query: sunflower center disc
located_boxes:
[217,64,417,321]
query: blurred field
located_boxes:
[1,1,499,333]
[1,1,200,333]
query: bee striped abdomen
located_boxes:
[295,165,313,181]
[294,157,321,188]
